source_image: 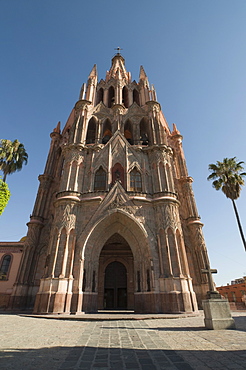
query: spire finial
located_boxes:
[114,47,123,55]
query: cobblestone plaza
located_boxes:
[1,312,246,369]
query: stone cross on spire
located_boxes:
[114,47,123,54]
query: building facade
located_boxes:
[216,277,246,310]
[0,241,23,309]
[9,53,211,314]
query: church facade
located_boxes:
[9,53,211,314]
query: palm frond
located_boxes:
[208,157,245,200]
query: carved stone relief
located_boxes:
[162,203,180,230]
[56,204,76,233]
[107,193,134,215]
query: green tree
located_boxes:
[207,157,246,251]
[0,178,11,215]
[0,139,28,182]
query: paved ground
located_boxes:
[0,311,246,370]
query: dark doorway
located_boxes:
[98,233,134,310]
[104,261,127,309]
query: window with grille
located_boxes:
[130,168,142,192]
[94,167,106,191]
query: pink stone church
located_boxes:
[1,53,211,314]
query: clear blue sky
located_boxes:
[1,0,246,286]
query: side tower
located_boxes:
[10,53,210,314]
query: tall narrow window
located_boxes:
[0,255,11,280]
[94,167,106,191]
[96,88,104,105]
[86,117,96,144]
[122,86,129,107]
[140,118,150,145]
[130,168,142,192]
[108,86,115,108]
[133,88,140,106]
[112,163,125,187]
[102,119,112,144]
[124,120,133,144]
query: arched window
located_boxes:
[96,88,104,105]
[0,254,12,280]
[124,120,133,144]
[94,167,107,191]
[86,117,96,144]
[130,168,142,192]
[102,119,112,144]
[108,86,115,108]
[133,88,140,106]
[140,118,150,145]
[122,86,129,108]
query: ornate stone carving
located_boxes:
[56,204,76,232]
[163,203,179,230]
[108,193,134,215]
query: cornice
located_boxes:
[146,100,161,112]
[140,144,173,156]
[186,217,204,227]
[74,99,91,113]
[178,176,194,184]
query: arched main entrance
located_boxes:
[104,261,127,309]
[98,233,134,310]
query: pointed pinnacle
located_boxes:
[139,65,148,81]
[88,64,97,78]
[172,123,181,135]
[53,121,61,133]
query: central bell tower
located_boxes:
[10,52,211,314]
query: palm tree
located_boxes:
[207,157,246,251]
[0,139,28,182]
[0,178,11,215]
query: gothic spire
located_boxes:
[139,65,148,81]
[88,64,97,78]
[107,52,130,82]
[53,121,61,133]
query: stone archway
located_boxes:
[80,210,154,313]
[97,233,134,310]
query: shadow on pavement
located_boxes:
[1,345,246,370]
[101,325,206,332]
[233,316,246,332]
